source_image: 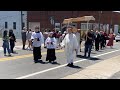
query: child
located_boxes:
[45,32,57,63]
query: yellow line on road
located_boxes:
[0,42,119,62]
[0,50,64,62]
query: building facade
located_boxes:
[27,11,120,34]
[0,11,27,39]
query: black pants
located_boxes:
[22,40,26,49]
[104,39,106,46]
[10,41,15,53]
[100,41,105,49]
[46,49,56,62]
[95,41,99,51]
[33,47,42,61]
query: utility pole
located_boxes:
[21,11,23,30]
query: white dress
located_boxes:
[61,33,78,64]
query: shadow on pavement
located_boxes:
[71,65,82,69]
[37,60,47,64]
[66,65,82,69]
[88,57,101,61]
[76,55,101,61]
[76,55,87,59]
[51,61,61,65]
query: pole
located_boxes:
[21,11,23,30]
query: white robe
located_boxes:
[45,37,57,49]
[31,32,44,47]
[61,33,78,64]
[75,32,80,55]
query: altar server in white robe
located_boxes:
[61,26,78,67]
[45,32,57,63]
[31,26,44,63]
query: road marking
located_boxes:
[0,50,64,62]
[15,49,120,79]
[0,42,119,61]
[62,55,120,79]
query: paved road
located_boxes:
[0,40,120,79]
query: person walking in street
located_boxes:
[61,26,78,67]
[31,26,44,63]
[95,30,100,51]
[2,30,11,56]
[84,30,93,58]
[45,32,57,63]
[9,29,16,53]
[26,29,32,50]
[107,31,115,48]
[100,31,105,50]
[103,31,108,47]
[21,27,27,50]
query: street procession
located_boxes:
[0,11,120,79]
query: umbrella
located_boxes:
[76,16,95,22]
[63,18,72,24]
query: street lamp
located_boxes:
[98,11,102,31]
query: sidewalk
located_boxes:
[62,55,120,79]
[0,38,44,51]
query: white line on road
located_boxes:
[15,49,120,79]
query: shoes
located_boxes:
[67,63,73,67]
[8,54,11,56]
[34,60,38,63]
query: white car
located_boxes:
[115,34,120,42]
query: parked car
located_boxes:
[115,33,120,42]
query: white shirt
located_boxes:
[31,32,44,47]
[45,37,57,49]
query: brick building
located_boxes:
[27,11,120,34]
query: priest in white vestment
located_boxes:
[61,26,78,67]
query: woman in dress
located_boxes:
[107,31,115,48]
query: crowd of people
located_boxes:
[2,26,116,67]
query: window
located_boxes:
[13,22,16,29]
[5,22,8,29]
[81,23,93,30]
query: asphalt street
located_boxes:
[0,41,120,79]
